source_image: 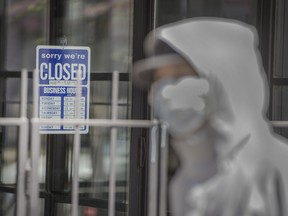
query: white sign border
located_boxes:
[36,45,91,134]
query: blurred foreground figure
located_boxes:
[134,18,288,216]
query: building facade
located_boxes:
[0,0,287,215]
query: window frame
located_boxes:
[0,0,153,215]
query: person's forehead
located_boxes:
[152,60,198,81]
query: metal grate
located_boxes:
[0,69,29,216]
[28,70,167,216]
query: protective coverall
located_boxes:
[134,18,288,216]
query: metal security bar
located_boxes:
[2,68,288,216]
[0,69,29,216]
[29,69,167,216]
[159,124,168,216]
[28,66,288,216]
[271,121,288,127]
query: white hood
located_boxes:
[138,17,288,215]
[145,18,271,159]
[147,18,267,119]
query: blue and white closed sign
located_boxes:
[36,45,90,134]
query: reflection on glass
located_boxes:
[63,0,132,72]
[156,0,258,27]
[273,0,288,78]
[80,127,130,202]
[2,0,133,214]
[39,80,132,203]
[1,78,46,186]
[90,81,129,106]
[1,126,18,184]
[0,193,45,216]
[0,193,15,216]
[0,125,47,186]
[273,86,288,138]
[5,0,48,71]
[75,81,130,203]
[56,203,126,216]
[1,78,21,185]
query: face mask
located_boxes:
[150,74,250,160]
[150,76,210,138]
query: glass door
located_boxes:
[153,0,278,215]
[0,0,151,215]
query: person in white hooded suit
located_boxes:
[134,18,288,216]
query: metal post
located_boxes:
[20,69,28,118]
[159,124,168,216]
[33,69,39,119]
[72,69,82,216]
[30,119,40,216]
[271,121,288,127]
[72,129,81,216]
[109,71,119,216]
[148,125,158,216]
[16,69,29,216]
[30,69,41,216]
[37,119,158,128]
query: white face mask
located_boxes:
[150,74,250,160]
[150,76,210,137]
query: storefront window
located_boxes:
[1,0,133,215]
[5,0,48,71]
[155,0,258,27]
[63,0,132,72]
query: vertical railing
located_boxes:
[147,123,169,216]
[148,126,159,216]
[0,68,170,216]
[28,70,163,216]
[17,69,29,216]
[71,69,83,216]
[30,69,41,216]
[159,124,168,216]
[108,71,119,216]
[0,69,29,216]
[2,68,288,216]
